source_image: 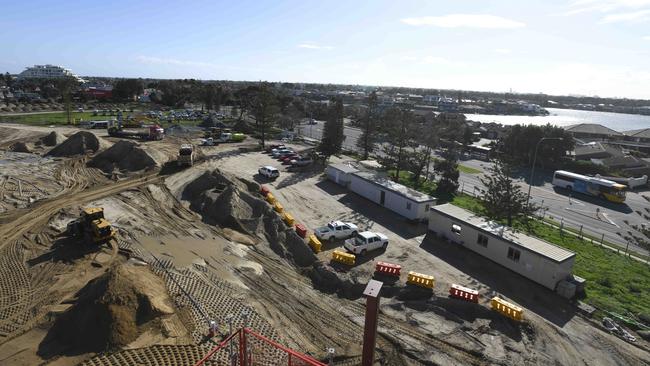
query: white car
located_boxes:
[258,166,280,180]
[314,221,359,242]
[344,231,388,256]
[272,148,293,158]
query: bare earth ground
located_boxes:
[0,123,648,366]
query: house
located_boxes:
[428,204,577,293]
[624,128,650,144]
[573,142,621,161]
[563,123,623,141]
[348,171,436,221]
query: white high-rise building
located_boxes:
[18,64,85,83]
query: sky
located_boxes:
[2,0,650,99]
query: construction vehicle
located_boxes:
[108,120,164,141]
[178,144,194,166]
[66,207,116,243]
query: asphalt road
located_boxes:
[295,120,650,257]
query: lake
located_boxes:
[465,108,650,132]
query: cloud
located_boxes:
[494,48,512,54]
[297,43,333,50]
[400,14,525,29]
[600,9,650,22]
[562,0,650,16]
[644,35,650,39]
[567,0,650,13]
[136,55,219,68]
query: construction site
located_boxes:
[0,122,649,366]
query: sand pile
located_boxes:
[9,141,30,153]
[88,140,161,173]
[183,169,318,267]
[40,131,66,146]
[46,131,110,157]
[40,263,174,354]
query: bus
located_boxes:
[551,170,626,203]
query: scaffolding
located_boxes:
[194,327,328,366]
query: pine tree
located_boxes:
[436,150,460,195]
[319,98,345,157]
[357,91,378,159]
[480,158,537,226]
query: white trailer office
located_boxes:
[326,163,359,187]
[428,204,576,291]
[348,171,436,221]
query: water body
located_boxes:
[465,108,650,132]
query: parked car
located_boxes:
[291,156,313,167]
[344,231,388,255]
[281,153,299,163]
[266,144,285,153]
[273,149,295,158]
[258,166,280,180]
[314,221,359,242]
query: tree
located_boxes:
[357,91,379,159]
[479,158,537,226]
[436,150,460,195]
[500,124,574,168]
[250,83,279,148]
[462,125,473,150]
[379,107,415,182]
[56,77,77,125]
[112,79,143,101]
[319,98,345,157]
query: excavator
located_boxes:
[66,207,116,244]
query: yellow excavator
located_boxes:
[67,207,116,243]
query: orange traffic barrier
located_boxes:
[407,271,435,289]
[260,185,270,197]
[295,224,307,238]
[375,261,401,277]
[331,250,355,265]
[308,234,321,253]
[449,284,479,303]
[282,212,295,226]
[490,297,523,321]
[266,193,276,204]
[273,202,284,213]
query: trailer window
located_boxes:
[451,224,462,235]
[477,234,488,247]
[507,247,521,262]
[406,202,412,210]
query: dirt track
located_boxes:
[0,125,649,366]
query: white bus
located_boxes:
[552,170,626,203]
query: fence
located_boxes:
[194,327,328,366]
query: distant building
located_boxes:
[563,123,623,141]
[18,64,85,83]
[625,128,650,144]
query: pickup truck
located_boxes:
[344,231,388,256]
[314,221,358,242]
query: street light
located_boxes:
[526,137,564,208]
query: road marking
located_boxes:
[564,207,619,227]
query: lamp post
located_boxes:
[526,137,563,208]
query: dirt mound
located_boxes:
[46,131,110,157]
[232,120,254,134]
[183,169,318,267]
[39,263,174,355]
[88,140,161,173]
[40,131,66,146]
[9,141,30,153]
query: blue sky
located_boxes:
[2,0,650,98]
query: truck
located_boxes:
[178,144,194,166]
[344,231,388,256]
[66,207,116,244]
[216,132,246,143]
[314,221,359,242]
[108,123,164,141]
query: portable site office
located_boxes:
[348,171,437,221]
[428,204,577,293]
